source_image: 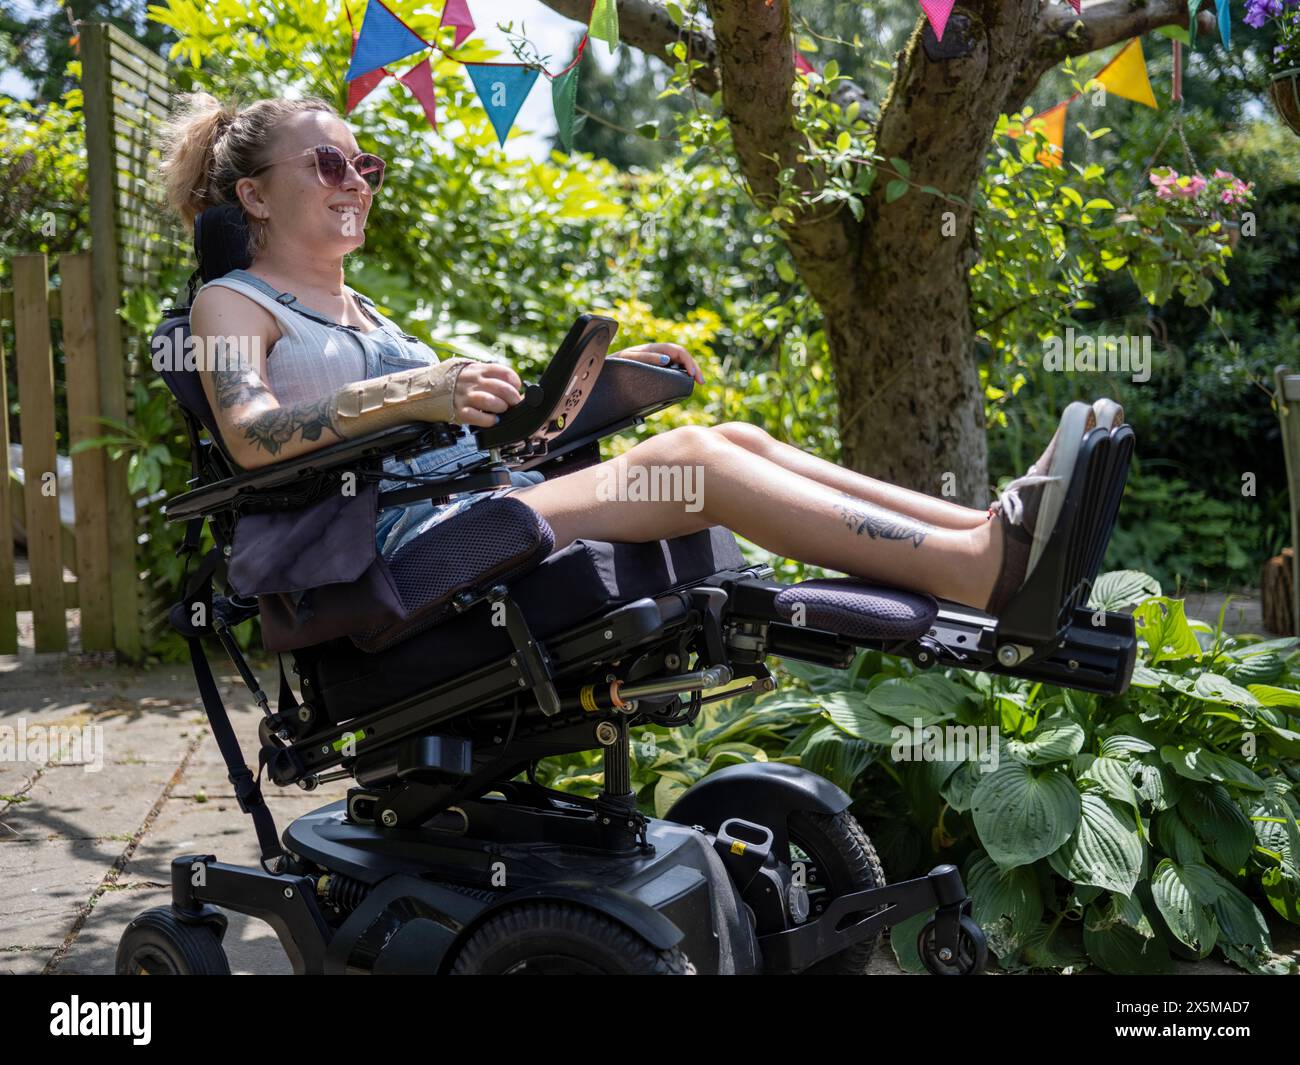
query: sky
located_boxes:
[0,1,612,161]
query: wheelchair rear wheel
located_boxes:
[449,902,695,975]
[115,907,230,975]
[787,809,887,975]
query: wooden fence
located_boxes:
[2,22,183,657]
[0,253,117,653]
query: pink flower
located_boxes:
[1182,174,1208,197]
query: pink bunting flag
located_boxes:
[793,51,814,74]
[1067,0,1081,11]
[346,31,388,115]
[400,56,438,130]
[919,0,955,41]
[440,0,476,50]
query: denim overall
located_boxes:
[202,269,541,559]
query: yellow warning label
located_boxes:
[730,840,747,855]
[580,685,599,713]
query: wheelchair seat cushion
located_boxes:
[302,527,746,722]
[773,579,938,641]
[351,495,557,653]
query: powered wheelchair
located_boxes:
[116,217,1137,976]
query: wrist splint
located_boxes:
[330,358,473,436]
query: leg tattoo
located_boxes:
[832,493,934,548]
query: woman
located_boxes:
[163,93,1118,617]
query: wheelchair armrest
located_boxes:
[514,357,695,471]
[163,422,492,524]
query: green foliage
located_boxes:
[537,573,1300,973]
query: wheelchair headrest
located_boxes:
[194,203,253,284]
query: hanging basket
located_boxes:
[1269,69,1300,136]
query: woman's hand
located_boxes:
[455,361,525,427]
[611,342,705,384]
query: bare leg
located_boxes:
[709,422,988,529]
[509,426,1001,610]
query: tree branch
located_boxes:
[534,0,871,114]
[1039,0,1189,65]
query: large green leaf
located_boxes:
[967,854,1042,943]
[1133,597,1202,663]
[1083,900,1173,974]
[1154,810,1205,865]
[1133,755,1183,811]
[1099,732,1156,759]
[1008,716,1086,765]
[1159,745,1265,792]
[822,690,898,745]
[1180,785,1254,873]
[1248,684,1300,709]
[971,763,1081,867]
[1076,754,1139,811]
[1088,569,1161,611]
[1189,673,1260,707]
[1150,859,1220,956]
[864,674,968,725]
[1048,794,1144,895]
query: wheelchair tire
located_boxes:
[115,907,231,976]
[449,902,696,975]
[786,809,886,975]
[917,914,988,976]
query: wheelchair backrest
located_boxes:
[153,204,258,457]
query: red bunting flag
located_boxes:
[1068,0,1081,12]
[794,51,814,74]
[440,0,476,50]
[400,56,438,129]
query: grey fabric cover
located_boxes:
[773,579,938,641]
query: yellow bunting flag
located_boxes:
[1094,37,1158,109]
[1008,99,1070,168]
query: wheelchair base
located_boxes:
[156,783,985,975]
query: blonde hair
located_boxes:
[159,92,338,251]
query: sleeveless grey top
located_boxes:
[201,269,437,401]
[200,270,541,558]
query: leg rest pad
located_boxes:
[773,579,938,641]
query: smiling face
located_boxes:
[235,110,374,258]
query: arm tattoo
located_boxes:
[213,365,273,410]
[240,397,342,456]
[832,494,934,548]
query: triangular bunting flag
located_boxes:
[400,57,438,129]
[346,0,428,82]
[440,0,476,50]
[465,64,540,146]
[1008,100,1069,168]
[346,32,388,114]
[794,51,815,75]
[1217,0,1232,47]
[1067,0,1081,11]
[919,0,955,42]
[1094,38,1158,109]
[591,0,620,55]
[552,65,579,153]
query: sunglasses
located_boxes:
[250,144,386,192]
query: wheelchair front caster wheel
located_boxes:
[917,913,987,976]
[115,907,231,975]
